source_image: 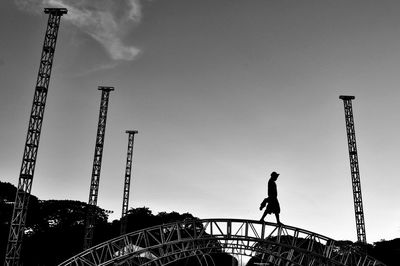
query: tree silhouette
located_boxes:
[0,181,398,266]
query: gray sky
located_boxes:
[1,0,399,244]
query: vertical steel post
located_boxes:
[83,86,114,250]
[120,130,138,235]
[4,8,67,266]
[339,95,367,243]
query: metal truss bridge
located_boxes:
[59,218,385,266]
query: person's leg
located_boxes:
[260,210,268,222]
[274,213,281,224]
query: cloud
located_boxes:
[15,0,143,61]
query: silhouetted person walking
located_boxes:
[260,171,281,224]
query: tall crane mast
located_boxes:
[83,86,114,250]
[120,130,138,235]
[4,8,67,266]
[339,95,367,243]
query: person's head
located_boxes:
[270,171,279,181]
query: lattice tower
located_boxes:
[4,8,67,266]
[120,130,138,235]
[83,87,114,250]
[339,95,367,243]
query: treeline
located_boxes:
[0,181,216,265]
[370,238,400,265]
[1,181,399,265]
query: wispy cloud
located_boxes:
[15,0,143,61]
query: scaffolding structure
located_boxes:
[4,8,67,266]
[339,95,367,243]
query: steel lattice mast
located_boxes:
[120,130,138,235]
[4,8,67,266]
[83,86,114,250]
[339,95,367,243]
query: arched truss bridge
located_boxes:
[59,218,385,266]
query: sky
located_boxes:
[1,0,400,244]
